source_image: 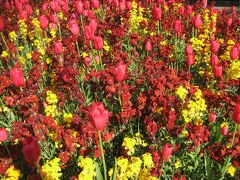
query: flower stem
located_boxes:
[4,142,11,158]
[98,130,107,180]
[0,32,9,51]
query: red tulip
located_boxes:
[76,1,84,14]
[192,14,202,29]
[84,25,95,40]
[209,112,216,123]
[179,6,184,15]
[211,40,220,53]
[68,20,79,36]
[92,0,100,9]
[51,14,58,24]
[230,47,239,60]
[0,15,3,32]
[186,5,192,15]
[233,104,240,124]
[145,41,152,52]
[83,56,92,67]
[153,7,162,20]
[202,0,207,7]
[55,41,63,55]
[210,54,218,66]
[114,61,127,83]
[0,128,8,142]
[174,20,182,33]
[187,54,195,66]
[89,19,98,33]
[26,5,33,15]
[90,102,109,131]
[126,1,132,10]
[221,126,228,135]
[162,144,173,161]
[22,137,41,167]
[94,36,104,50]
[10,66,25,87]
[50,1,61,12]
[39,15,49,30]
[185,44,193,55]
[119,1,126,11]
[227,18,233,26]
[213,66,222,78]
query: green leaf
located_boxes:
[111,157,117,180]
[204,151,211,179]
[95,161,104,180]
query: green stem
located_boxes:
[37,165,44,180]
[98,130,107,180]
[0,32,9,51]
[4,142,11,158]
[76,39,81,59]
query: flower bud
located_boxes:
[153,7,162,20]
[210,40,220,53]
[55,41,63,55]
[209,112,216,123]
[233,104,240,124]
[114,61,127,83]
[162,144,173,162]
[94,36,104,50]
[39,15,49,30]
[192,14,202,29]
[221,126,228,135]
[68,20,79,36]
[185,44,193,55]
[210,54,218,66]
[187,54,195,66]
[0,128,8,142]
[10,66,25,87]
[145,41,152,52]
[174,20,182,33]
[230,46,239,60]
[213,65,223,78]
[76,1,84,14]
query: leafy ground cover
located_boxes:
[0,0,239,179]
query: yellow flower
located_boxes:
[9,31,17,42]
[45,105,57,117]
[142,153,153,168]
[126,157,142,179]
[78,156,96,180]
[176,86,188,101]
[122,137,137,155]
[175,160,182,169]
[42,158,62,180]
[5,166,21,180]
[227,165,236,177]
[46,91,58,104]
[81,52,88,58]
[1,51,8,58]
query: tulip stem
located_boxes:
[37,165,44,180]
[98,130,107,180]
[4,142,12,158]
[0,32,9,51]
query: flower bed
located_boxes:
[0,0,239,179]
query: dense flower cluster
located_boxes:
[0,0,239,179]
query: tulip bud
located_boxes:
[179,6,184,15]
[162,144,173,162]
[186,5,192,15]
[26,5,33,15]
[221,126,228,135]
[185,44,193,55]
[210,40,220,53]
[187,54,195,66]
[145,41,152,52]
[126,1,132,9]
[50,1,61,12]
[39,15,49,30]
[94,36,104,50]
[174,20,182,33]
[114,61,127,83]
[55,41,63,55]
[0,15,3,32]
[89,19,98,33]
[202,0,207,7]
[0,128,8,142]
[209,112,216,123]
[230,46,239,60]
[119,1,126,11]
[210,54,218,66]
[22,137,41,167]
[153,7,162,20]
[192,14,202,29]
[84,1,90,9]
[94,56,100,63]
[51,14,58,24]
[84,25,95,40]
[83,56,92,67]
[90,102,109,131]
[233,104,240,124]
[92,0,100,9]
[213,66,222,78]
[76,1,84,14]
[227,18,233,26]
[10,66,25,87]
[68,20,79,36]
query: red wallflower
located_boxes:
[162,144,173,162]
[22,137,41,167]
[0,15,4,31]
[233,104,240,124]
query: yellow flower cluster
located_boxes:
[8,31,17,42]
[190,37,205,62]
[129,1,147,34]
[63,113,73,127]
[122,132,148,156]
[42,158,62,180]
[227,60,240,80]
[181,88,207,124]
[18,20,28,37]
[227,165,236,177]
[176,85,189,101]
[78,156,96,180]
[45,91,58,118]
[109,153,156,180]
[3,166,21,180]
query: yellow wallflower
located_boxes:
[9,31,17,42]
[5,166,21,180]
[1,51,8,58]
[142,153,153,168]
[227,165,236,177]
[176,86,189,101]
[122,137,137,155]
[42,158,62,180]
[46,91,58,104]
[125,157,142,179]
[175,160,182,169]
[78,156,96,180]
